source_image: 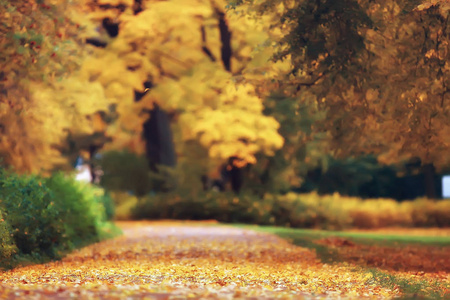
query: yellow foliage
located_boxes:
[179,78,284,163]
[75,0,285,166]
[1,0,289,172]
[0,0,107,173]
[278,192,450,229]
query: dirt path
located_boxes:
[0,221,399,299]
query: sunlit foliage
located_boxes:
[1,0,287,174]
[75,0,284,169]
[4,0,448,181]
[0,0,110,173]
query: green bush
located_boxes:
[0,210,16,266]
[126,190,450,230]
[0,170,120,268]
[101,192,116,221]
[43,173,111,248]
[0,170,63,257]
[277,193,352,230]
[131,191,277,225]
[97,151,173,196]
[132,192,216,220]
[110,191,138,220]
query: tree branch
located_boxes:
[200,25,216,62]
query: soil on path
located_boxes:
[0,221,399,299]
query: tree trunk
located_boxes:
[143,104,177,171]
[422,163,437,199]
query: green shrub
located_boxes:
[132,192,219,220]
[0,169,120,268]
[131,191,277,225]
[0,170,63,257]
[278,193,352,230]
[110,191,138,220]
[97,151,173,196]
[43,173,110,248]
[200,192,275,224]
[127,190,450,230]
[101,192,115,221]
[0,210,16,266]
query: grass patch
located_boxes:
[237,225,450,247]
[368,269,448,299]
[236,224,449,299]
[239,225,342,263]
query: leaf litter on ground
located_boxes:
[1,221,438,299]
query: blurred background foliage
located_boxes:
[0,0,449,266]
[124,191,450,230]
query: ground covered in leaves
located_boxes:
[0,221,448,299]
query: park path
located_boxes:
[0,221,398,299]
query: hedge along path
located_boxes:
[0,221,399,299]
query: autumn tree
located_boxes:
[1,0,288,186]
[72,0,285,190]
[0,0,111,173]
[235,0,450,197]
[351,1,450,197]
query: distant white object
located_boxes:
[442,175,450,198]
[75,164,92,183]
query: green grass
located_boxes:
[236,225,450,246]
[233,224,449,299]
[367,269,448,299]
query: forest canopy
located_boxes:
[0,0,449,193]
[0,0,286,174]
